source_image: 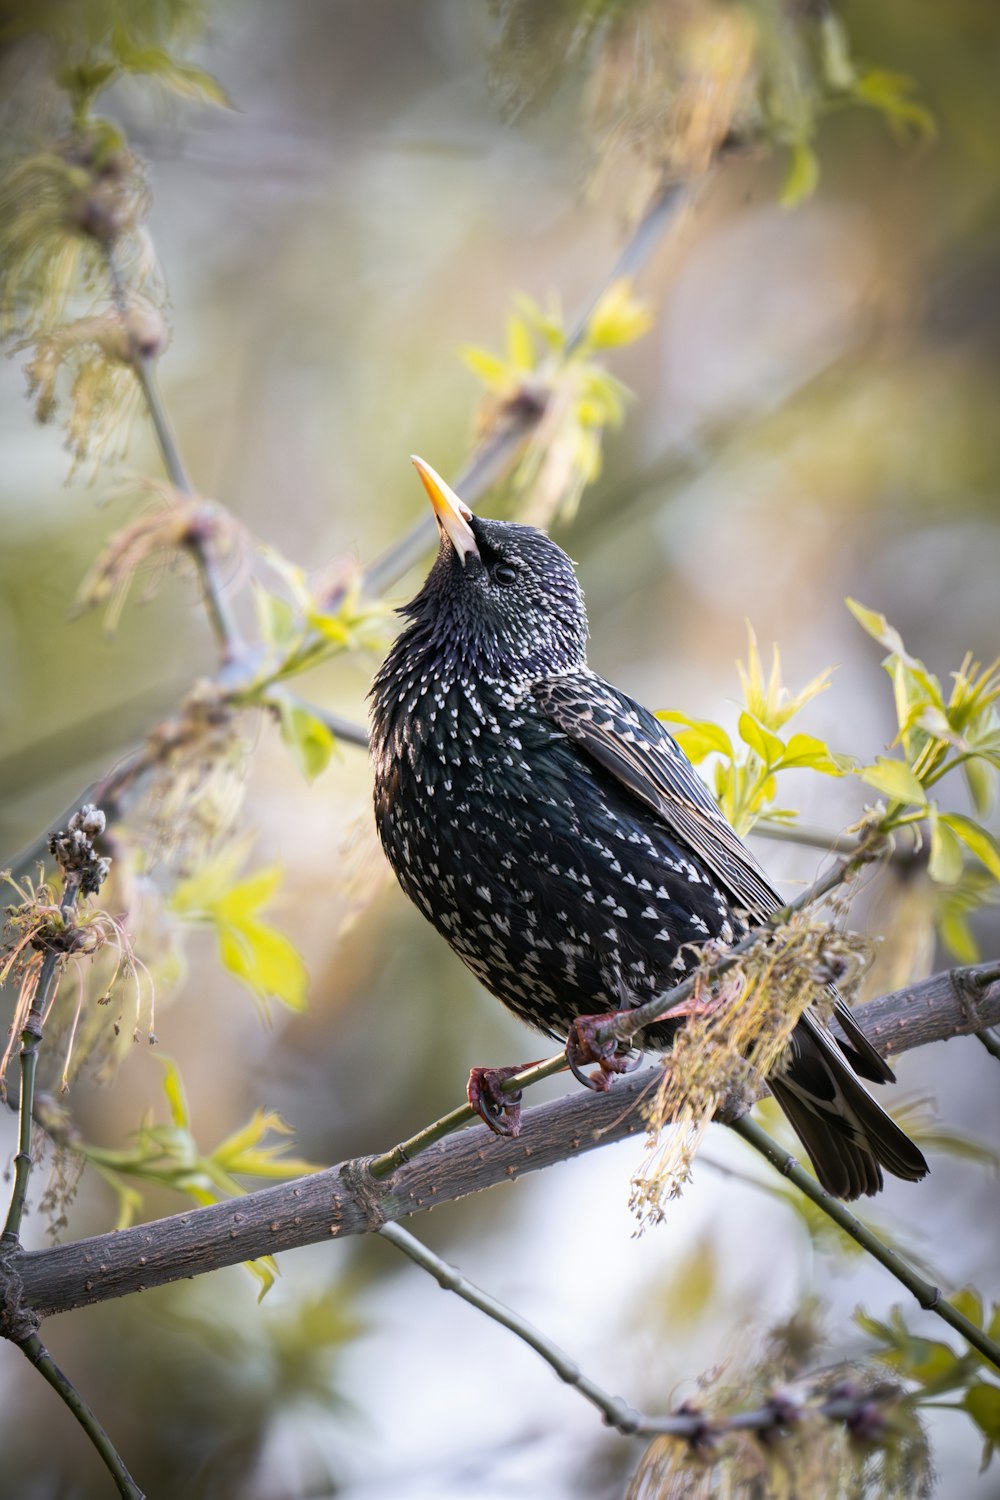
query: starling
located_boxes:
[369,457,929,1200]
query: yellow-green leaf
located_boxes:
[776,733,844,775]
[247,1255,280,1302]
[928,808,965,885]
[584,279,654,351]
[939,909,980,965]
[157,1056,190,1130]
[253,583,299,651]
[781,139,819,208]
[965,758,997,819]
[218,918,308,1011]
[942,815,1000,883]
[218,866,283,919]
[859,757,927,806]
[950,1287,985,1329]
[458,345,510,390]
[964,1382,1000,1443]
[656,711,733,762]
[738,712,785,768]
[846,598,907,655]
[278,699,335,783]
[505,311,535,372]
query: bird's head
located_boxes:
[401,456,588,687]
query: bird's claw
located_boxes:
[468,1065,524,1137]
[566,1013,643,1092]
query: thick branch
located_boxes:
[16,962,1000,1321]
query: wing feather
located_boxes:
[534,671,895,1086]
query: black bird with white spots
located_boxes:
[370,457,928,1200]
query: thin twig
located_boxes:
[752,822,865,856]
[0,813,138,1497]
[379,1220,893,1443]
[102,247,245,664]
[358,182,691,601]
[18,1334,144,1499]
[261,689,371,750]
[729,1114,1000,1375]
[378,1221,644,1435]
[2,872,82,1244]
[976,1028,1000,1063]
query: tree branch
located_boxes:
[357,181,690,601]
[730,1115,1000,1372]
[378,1221,902,1444]
[15,961,1000,1321]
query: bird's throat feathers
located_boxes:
[370,516,588,779]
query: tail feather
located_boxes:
[771,1010,929,1201]
[830,992,895,1084]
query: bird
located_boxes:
[369,456,929,1200]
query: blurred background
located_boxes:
[1,1,999,1496]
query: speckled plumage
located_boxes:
[370,492,928,1200]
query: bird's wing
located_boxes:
[534,670,894,1085]
[533,671,779,918]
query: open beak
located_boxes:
[411,455,480,565]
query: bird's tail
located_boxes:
[771,1011,929,1200]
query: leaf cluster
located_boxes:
[460,278,651,526]
[849,599,1000,958]
[75,1055,323,1296]
[659,625,844,838]
[858,1292,1000,1471]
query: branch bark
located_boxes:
[17,961,1000,1321]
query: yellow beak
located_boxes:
[411,455,480,565]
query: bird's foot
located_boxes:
[566,1013,643,1092]
[468,1065,525,1137]
[658,979,736,1025]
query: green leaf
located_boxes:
[857,1306,964,1387]
[513,292,565,350]
[928,807,965,885]
[253,583,300,652]
[853,69,936,143]
[965,758,997,819]
[942,815,1000,883]
[505,312,535,372]
[278,699,335,783]
[738,711,785,768]
[247,1255,280,1302]
[781,139,819,208]
[655,711,733,763]
[846,598,908,655]
[584,279,654,351]
[859,757,927,806]
[171,849,310,1012]
[218,866,283,918]
[458,345,511,390]
[964,1381,1000,1448]
[950,1288,985,1329]
[258,544,313,611]
[775,733,844,775]
[157,1056,190,1130]
[218,919,308,1012]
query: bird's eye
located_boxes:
[491,562,518,587]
